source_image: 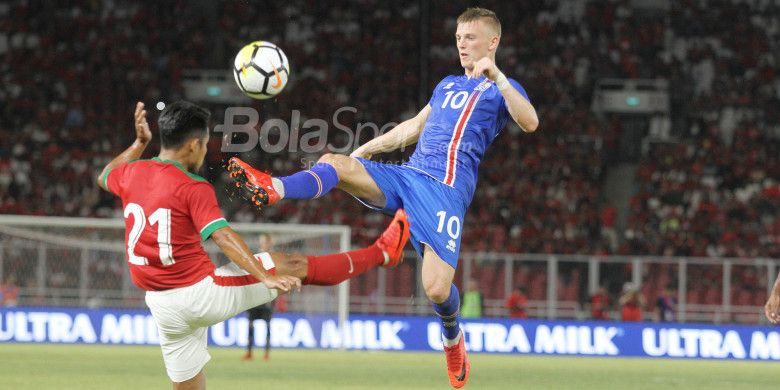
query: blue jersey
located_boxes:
[405,75,530,203]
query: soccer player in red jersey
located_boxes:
[98,101,410,389]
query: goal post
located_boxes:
[0,215,352,331]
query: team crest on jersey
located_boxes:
[443,82,455,89]
[474,79,493,92]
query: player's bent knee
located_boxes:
[317,153,344,167]
[424,281,452,304]
[318,153,354,175]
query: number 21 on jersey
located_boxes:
[124,203,175,266]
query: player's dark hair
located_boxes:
[158,101,210,149]
[457,7,501,36]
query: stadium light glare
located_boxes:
[207,86,222,96]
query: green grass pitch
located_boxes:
[0,344,775,389]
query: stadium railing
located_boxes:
[0,216,776,324]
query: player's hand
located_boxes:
[263,274,301,294]
[350,143,373,160]
[134,102,152,145]
[765,289,780,324]
[469,57,500,81]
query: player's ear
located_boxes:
[489,35,500,52]
[186,137,201,153]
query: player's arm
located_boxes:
[765,270,780,324]
[96,102,152,191]
[470,58,539,132]
[211,226,301,293]
[349,104,431,159]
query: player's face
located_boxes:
[455,20,497,70]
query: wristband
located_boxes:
[495,72,511,91]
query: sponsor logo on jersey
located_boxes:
[446,239,456,252]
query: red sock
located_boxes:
[304,245,385,285]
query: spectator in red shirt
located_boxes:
[590,286,610,320]
[620,283,644,322]
[505,286,528,318]
[1,276,20,307]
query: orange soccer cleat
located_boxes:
[443,331,470,388]
[374,209,410,268]
[227,157,281,209]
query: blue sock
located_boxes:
[433,284,461,341]
[278,163,338,199]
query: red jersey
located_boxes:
[102,157,229,291]
[591,294,609,320]
[506,292,528,318]
[621,302,642,321]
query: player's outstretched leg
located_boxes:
[228,157,338,207]
[422,246,470,388]
[266,209,410,285]
[227,154,385,209]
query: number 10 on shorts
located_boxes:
[436,211,461,240]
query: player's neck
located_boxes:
[464,55,496,76]
[157,151,193,172]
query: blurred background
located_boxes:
[0,0,779,325]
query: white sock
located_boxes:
[271,177,285,198]
[443,331,462,347]
[381,251,389,265]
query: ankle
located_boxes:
[271,177,285,198]
[443,331,461,347]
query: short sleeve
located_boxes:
[185,182,229,241]
[101,163,128,197]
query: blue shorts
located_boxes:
[353,158,468,269]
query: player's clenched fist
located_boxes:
[469,57,500,80]
[263,274,301,293]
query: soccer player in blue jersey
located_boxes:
[229,7,538,388]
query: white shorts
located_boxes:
[145,253,277,383]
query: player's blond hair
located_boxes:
[457,7,501,36]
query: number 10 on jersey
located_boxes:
[436,210,461,240]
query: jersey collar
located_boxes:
[152,157,207,182]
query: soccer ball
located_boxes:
[232,41,290,100]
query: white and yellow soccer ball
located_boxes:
[232,41,290,100]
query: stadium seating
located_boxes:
[1,0,778,322]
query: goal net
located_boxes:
[0,215,350,322]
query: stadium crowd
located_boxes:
[1,0,779,318]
